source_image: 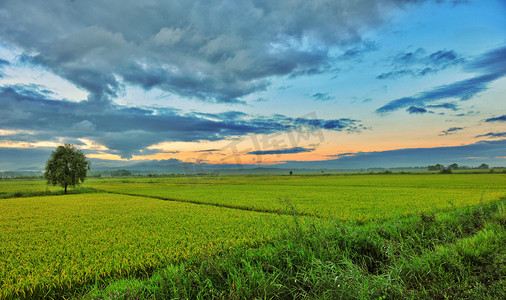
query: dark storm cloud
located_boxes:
[0,0,436,103]
[377,45,506,113]
[376,48,465,80]
[475,132,506,138]
[0,84,364,158]
[439,127,463,136]
[485,114,506,122]
[247,146,315,155]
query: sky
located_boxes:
[0,0,505,171]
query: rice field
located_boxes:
[0,179,61,196]
[0,193,299,299]
[1,172,505,298]
[87,173,506,219]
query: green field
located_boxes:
[0,179,61,195]
[0,193,305,299]
[1,173,505,298]
[88,173,505,219]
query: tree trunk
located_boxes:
[64,185,67,194]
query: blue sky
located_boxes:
[0,0,505,170]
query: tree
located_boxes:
[448,163,459,170]
[440,168,452,174]
[44,144,91,194]
[428,164,445,171]
[478,163,489,169]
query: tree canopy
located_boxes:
[44,144,91,193]
[428,164,445,171]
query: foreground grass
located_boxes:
[0,194,301,299]
[84,198,506,299]
[2,174,505,299]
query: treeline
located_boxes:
[90,169,133,177]
[0,171,43,179]
[427,163,490,171]
[427,163,501,174]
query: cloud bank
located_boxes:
[311,92,334,101]
[2,139,504,171]
[377,48,465,80]
[0,84,364,158]
[247,146,315,155]
[407,106,428,114]
[0,0,437,104]
[485,115,506,122]
[377,45,506,113]
[475,132,506,138]
[439,127,463,136]
[280,139,506,169]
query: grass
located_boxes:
[1,173,505,299]
[0,193,305,299]
[83,198,506,299]
[0,179,61,198]
[87,173,506,219]
[0,187,98,199]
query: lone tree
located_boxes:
[44,144,91,194]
